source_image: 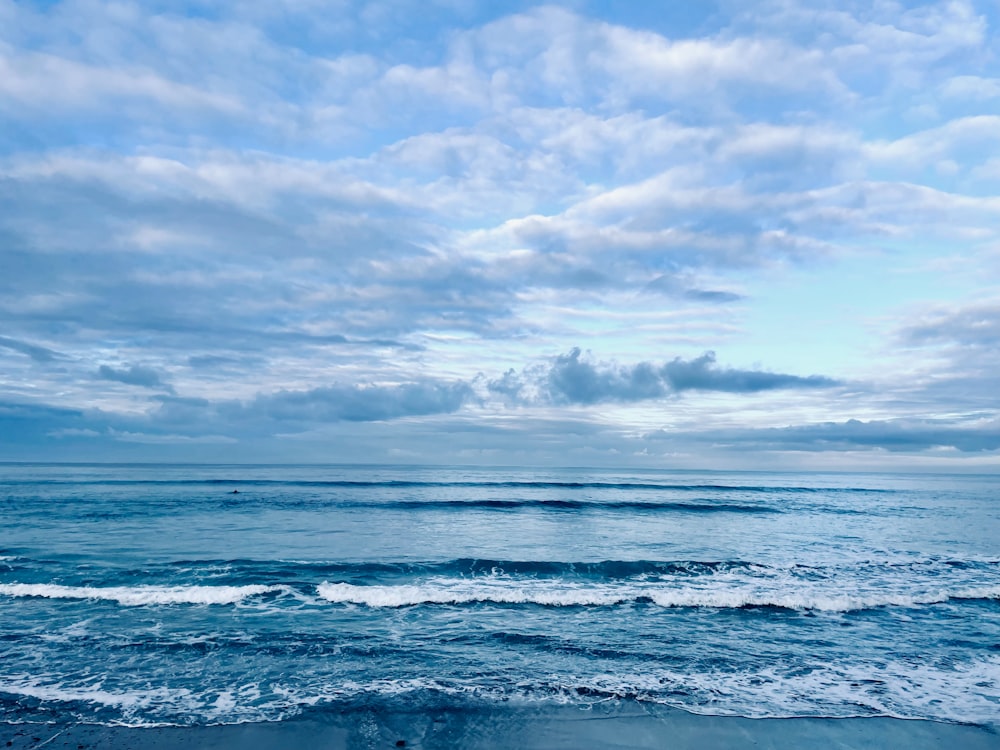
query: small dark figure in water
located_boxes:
[231,489,239,494]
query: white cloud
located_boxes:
[865,115,1000,170]
[0,46,244,114]
[110,430,239,444]
[941,74,1000,100]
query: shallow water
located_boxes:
[1,464,998,727]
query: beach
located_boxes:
[5,705,1000,749]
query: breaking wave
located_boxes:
[0,583,281,606]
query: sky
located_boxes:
[1,0,999,470]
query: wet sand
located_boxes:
[4,704,999,750]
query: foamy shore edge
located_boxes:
[4,705,998,750]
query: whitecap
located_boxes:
[0,583,280,606]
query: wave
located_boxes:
[6,555,997,612]
[210,556,998,581]
[3,656,998,728]
[0,583,281,606]
[422,558,769,578]
[8,555,998,585]
[6,578,995,612]
[364,499,780,513]
[6,478,892,493]
[316,580,1000,612]
[1,556,779,579]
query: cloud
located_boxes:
[648,417,1000,454]
[546,348,666,404]
[885,301,1000,413]
[97,365,172,391]
[0,48,244,116]
[233,380,474,425]
[898,302,1000,349]
[661,352,840,393]
[941,75,1000,101]
[0,2,998,469]
[595,28,845,104]
[109,430,239,445]
[0,335,58,362]
[492,349,840,406]
[0,399,97,446]
[47,427,101,439]
[865,115,1000,171]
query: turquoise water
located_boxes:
[1,464,998,727]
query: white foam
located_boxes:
[610,654,1000,726]
[316,579,1000,611]
[650,586,1000,611]
[3,656,997,728]
[0,675,197,725]
[317,580,628,607]
[0,583,280,606]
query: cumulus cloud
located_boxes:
[491,349,840,406]
[546,349,666,404]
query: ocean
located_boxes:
[1,463,998,731]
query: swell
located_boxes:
[6,556,998,582]
[358,499,781,513]
[2,478,893,493]
[0,557,791,586]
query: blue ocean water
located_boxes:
[1,463,998,728]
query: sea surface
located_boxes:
[1,464,998,728]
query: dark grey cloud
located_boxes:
[0,399,80,426]
[494,348,839,405]
[661,352,839,393]
[187,355,245,369]
[1,376,475,457]
[144,379,476,436]
[646,417,1000,454]
[0,335,59,362]
[547,348,666,404]
[246,381,473,424]
[0,399,104,448]
[683,289,744,302]
[138,379,474,438]
[97,365,172,391]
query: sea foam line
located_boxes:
[0,583,281,606]
[316,580,1000,611]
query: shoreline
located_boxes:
[4,705,998,750]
